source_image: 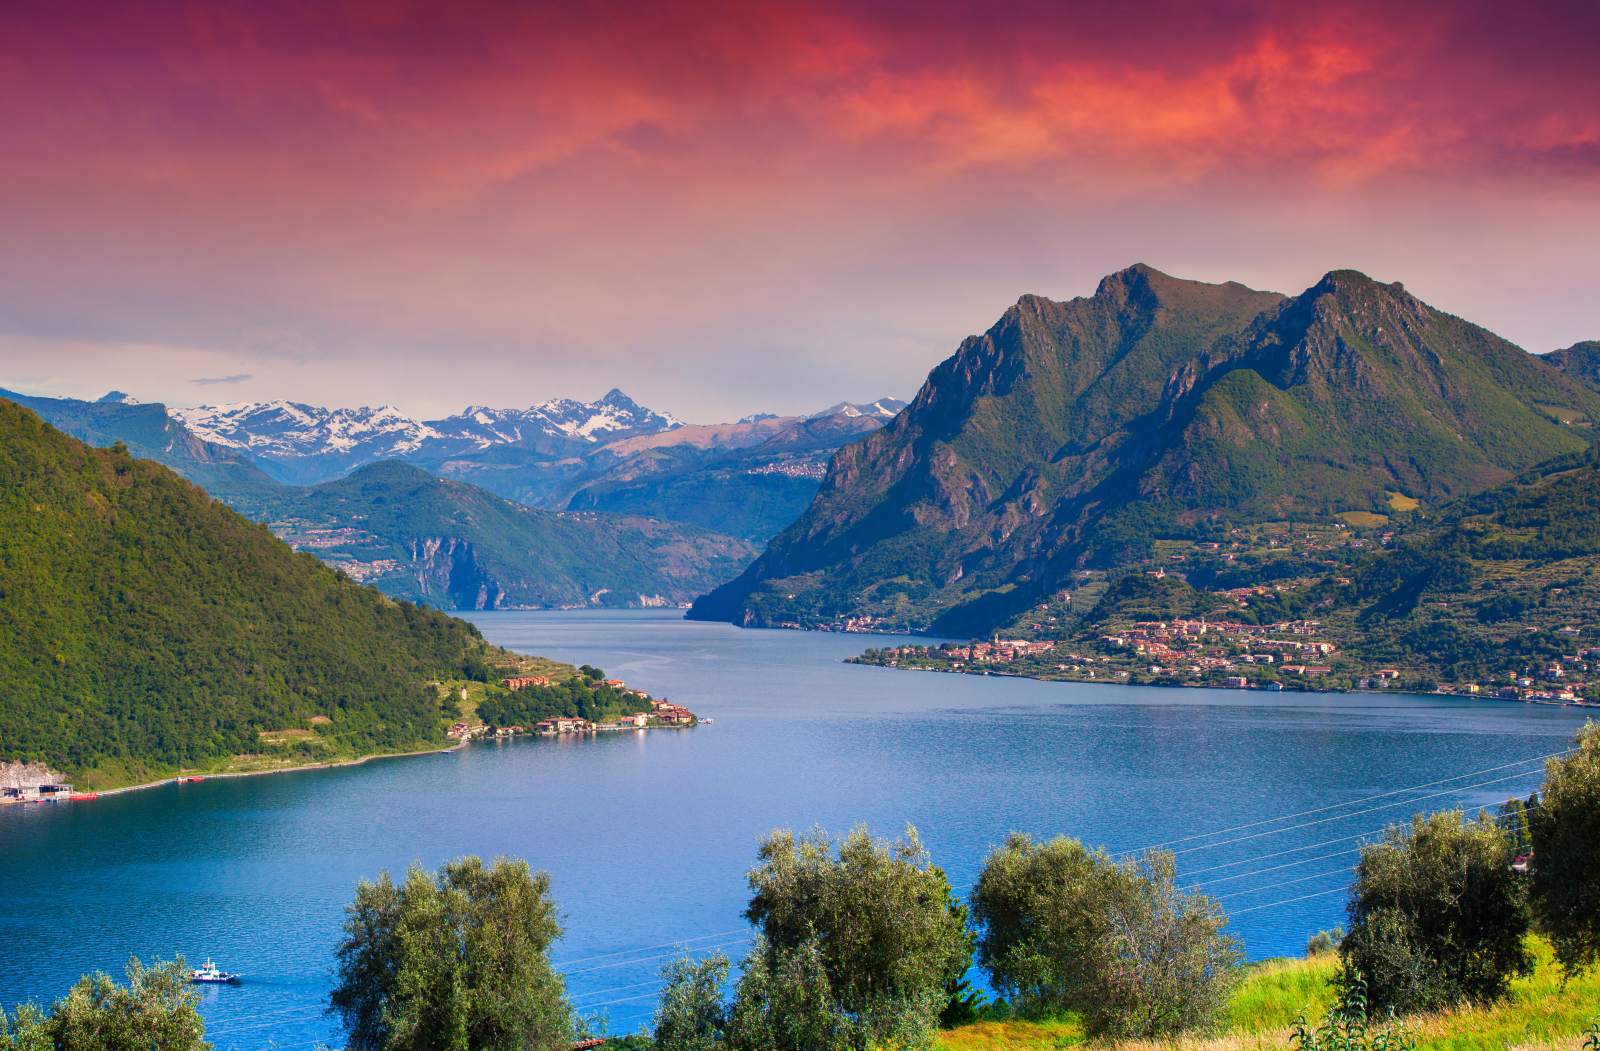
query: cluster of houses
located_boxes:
[501,674,553,690]
[1094,619,1340,679]
[447,695,699,743]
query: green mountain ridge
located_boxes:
[0,387,276,496]
[692,266,1600,636]
[1546,340,1600,391]
[0,401,515,783]
[229,460,759,609]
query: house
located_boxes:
[502,675,552,691]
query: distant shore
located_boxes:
[850,656,1599,710]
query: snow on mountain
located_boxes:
[172,400,442,458]
[171,390,681,466]
[807,397,907,420]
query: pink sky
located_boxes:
[3,0,1598,420]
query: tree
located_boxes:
[1341,811,1530,1016]
[0,957,209,1051]
[740,825,972,1050]
[653,953,730,1051]
[725,936,847,1051]
[330,856,571,1051]
[1530,723,1600,975]
[971,833,1239,1039]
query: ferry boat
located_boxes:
[189,958,240,984]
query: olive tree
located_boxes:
[1341,811,1529,1016]
[737,825,972,1050]
[653,953,730,1051]
[725,935,848,1051]
[1531,723,1600,975]
[0,957,208,1051]
[971,833,1239,1039]
[330,856,571,1051]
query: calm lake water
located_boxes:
[1,610,1590,1047]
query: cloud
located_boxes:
[191,373,254,386]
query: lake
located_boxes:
[0,609,1589,1048]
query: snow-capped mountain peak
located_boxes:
[807,397,907,421]
[170,390,683,469]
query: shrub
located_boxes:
[1530,724,1600,975]
[1341,811,1530,1016]
[972,833,1240,1039]
[1288,974,1416,1051]
[1307,927,1345,957]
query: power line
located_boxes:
[1230,884,1351,916]
[1119,750,1561,857]
[571,976,674,1003]
[1164,767,1546,859]
[565,935,754,976]
[579,988,677,1011]
[1212,866,1357,903]
[554,926,750,969]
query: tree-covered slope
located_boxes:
[0,388,276,496]
[692,267,1599,636]
[0,400,509,782]
[229,460,758,609]
[1332,444,1600,681]
[1546,340,1600,392]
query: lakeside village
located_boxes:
[854,616,1600,706]
[447,673,700,743]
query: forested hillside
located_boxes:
[1546,340,1600,391]
[0,401,513,785]
[694,266,1600,636]
[0,387,275,496]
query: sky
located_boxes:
[2,0,1598,423]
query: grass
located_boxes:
[1387,491,1422,513]
[936,938,1600,1051]
[1339,510,1390,528]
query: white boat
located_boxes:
[189,958,240,984]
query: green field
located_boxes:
[936,937,1600,1050]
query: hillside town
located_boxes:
[854,618,1599,706]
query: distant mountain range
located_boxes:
[691,265,1600,635]
[1,385,906,545]
[227,460,758,610]
[171,388,683,483]
[0,385,906,608]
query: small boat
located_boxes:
[189,958,240,984]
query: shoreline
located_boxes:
[851,658,1599,710]
[84,741,469,800]
[42,719,703,803]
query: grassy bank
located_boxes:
[936,937,1600,1050]
[71,655,577,793]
